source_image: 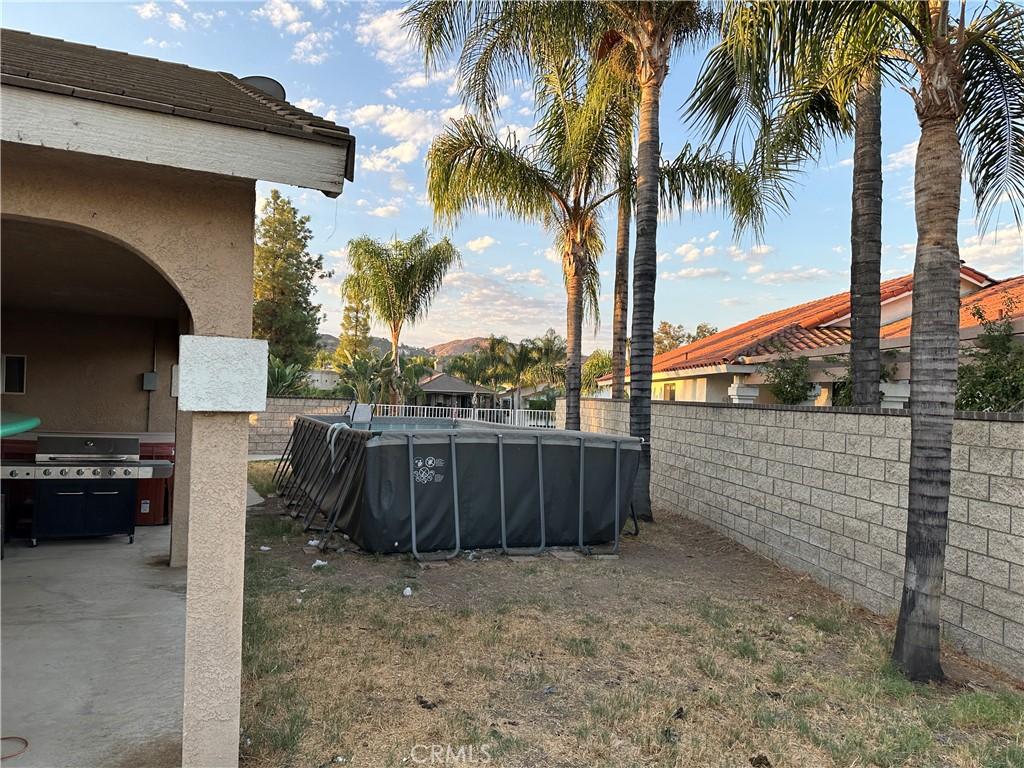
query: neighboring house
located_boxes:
[0,29,353,768]
[596,265,1020,407]
[499,382,554,409]
[307,368,341,391]
[418,371,497,408]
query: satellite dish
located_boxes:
[239,75,286,101]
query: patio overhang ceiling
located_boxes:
[0,29,356,197]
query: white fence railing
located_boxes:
[371,403,556,429]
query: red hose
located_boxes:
[1,736,29,760]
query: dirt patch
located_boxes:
[241,499,1024,768]
[108,735,181,768]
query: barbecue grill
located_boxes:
[1,433,173,545]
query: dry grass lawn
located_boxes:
[241,492,1023,768]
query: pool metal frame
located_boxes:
[274,415,635,559]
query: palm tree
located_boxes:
[694,0,1024,681]
[409,4,779,505]
[426,50,631,430]
[611,125,634,400]
[344,230,461,403]
[507,339,539,409]
[529,328,568,388]
[689,1,885,406]
[481,335,514,391]
[335,349,392,404]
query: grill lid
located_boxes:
[35,433,141,463]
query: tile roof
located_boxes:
[0,28,354,180]
[599,265,998,383]
[881,274,1024,338]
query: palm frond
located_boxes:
[427,115,560,225]
[660,144,791,239]
[959,5,1024,229]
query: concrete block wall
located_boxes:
[563,398,1024,677]
[248,396,350,455]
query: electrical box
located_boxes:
[142,371,159,391]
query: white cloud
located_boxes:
[292,30,333,64]
[729,243,774,266]
[746,264,764,275]
[144,37,181,49]
[253,0,303,28]
[719,297,742,307]
[166,10,186,29]
[755,266,833,285]
[657,252,672,263]
[707,230,720,242]
[703,246,719,257]
[252,0,330,63]
[884,141,918,172]
[368,204,401,218]
[661,267,730,281]
[192,10,213,27]
[172,0,189,9]
[959,224,1024,277]
[540,247,561,265]
[396,270,565,347]
[309,0,326,8]
[492,265,548,286]
[360,141,423,173]
[355,8,417,70]
[132,2,161,19]
[346,104,466,157]
[466,235,499,253]
[294,97,325,112]
[395,67,456,90]
[675,243,701,262]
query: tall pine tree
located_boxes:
[252,189,329,368]
[333,281,372,368]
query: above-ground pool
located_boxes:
[274,414,642,558]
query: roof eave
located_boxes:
[1,81,353,195]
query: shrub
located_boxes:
[956,298,1024,412]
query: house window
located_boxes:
[2,354,26,394]
[663,383,676,401]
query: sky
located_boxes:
[5,0,1023,352]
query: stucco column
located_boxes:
[728,374,759,404]
[181,411,249,768]
[169,410,193,568]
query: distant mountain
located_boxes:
[316,333,429,358]
[427,337,489,359]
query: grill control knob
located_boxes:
[43,469,52,477]
[76,469,85,476]
[59,468,69,477]
[92,469,101,476]
[124,469,132,476]
[9,470,18,478]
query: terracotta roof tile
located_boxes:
[598,265,998,383]
[881,274,1024,338]
[0,28,355,180]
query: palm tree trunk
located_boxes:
[390,328,402,406]
[850,64,883,406]
[612,190,631,400]
[629,74,662,522]
[564,254,584,432]
[892,39,963,682]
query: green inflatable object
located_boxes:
[0,411,41,438]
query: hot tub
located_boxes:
[274,414,641,558]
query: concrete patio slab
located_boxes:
[1,527,185,768]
